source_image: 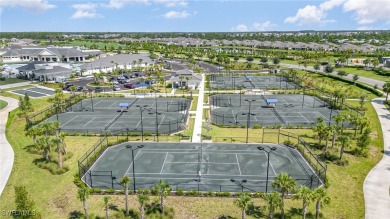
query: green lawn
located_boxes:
[296,70,379,99]
[336,67,390,82]
[0,99,8,110]
[0,78,28,85]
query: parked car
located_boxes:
[124,83,135,89]
[95,87,102,93]
[113,81,119,85]
[76,86,83,92]
[63,84,74,90]
[113,85,121,91]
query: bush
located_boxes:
[105,189,115,194]
[176,188,184,196]
[138,188,150,195]
[283,140,295,147]
[35,161,70,175]
[334,159,349,166]
[216,192,231,197]
[143,132,152,136]
[185,190,201,196]
[204,191,214,197]
[91,188,102,194]
[253,125,262,129]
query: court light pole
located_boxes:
[230,179,247,192]
[136,105,148,141]
[257,146,276,193]
[232,76,238,93]
[243,99,256,143]
[126,144,145,191]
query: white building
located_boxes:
[80,53,155,75]
[0,46,99,63]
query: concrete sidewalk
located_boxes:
[0,96,19,197]
[192,74,205,143]
[364,98,390,218]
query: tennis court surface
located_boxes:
[9,87,55,98]
[210,94,340,127]
[82,142,322,192]
[45,97,190,134]
[210,75,298,90]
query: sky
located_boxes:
[1,0,390,32]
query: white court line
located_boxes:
[158,115,166,130]
[109,101,118,107]
[262,151,277,175]
[164,162,239,165]
[83,117,96,127]
[25,89,51,96]
[134,120,142,128]
[298,112,310,122]
[129,176,268,181]
[236,154,242,175]
[294,148,323,185]
[138,151,264,156]
[61,115,79,127]
[125,149,142,176]
[81,145,111,183]
[232,110,237,123]
[92,99,105,107]
[160,152,169,173]
[132,172,264,177]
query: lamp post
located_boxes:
[135,105,148,141]
[232,76,238,93]
[257,146,276,193]
[243,99,256,143]
[238,86,243,107]
[230,179,247,192]
[126,144,145,191]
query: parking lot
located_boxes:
[9,87,55,98]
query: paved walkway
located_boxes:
[0,96,19,197]
[192,74,205,142]
[364,98,390,218]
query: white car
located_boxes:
[113,85,121,91]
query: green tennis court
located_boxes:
[44,97,190,134]
[210,75,298,90]
[210,94,340,127]
[82,142,322,192]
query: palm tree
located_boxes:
[59,132,67,154]
[51,121,60,138]
[152,180,171,215]
[40,123,53,136]
[272,172,296,219]
[383,82,390,101]
[120,176,131,215]
[262,192,282,219]
[137,193,149,219]
[292,186,313,219]
[25,126,42,144]
[312,186,331,219]
[178,76,184,89]
[322,126,332,157]
[337,135,351,159]
[104,196,110,219]
[313,118,327,145]
[185,76,191,89]
[333,114,345,134]
[234,193,252,219]
[77,186,90,219]
[36,136,51,161]
[329,124,339,149]
[52,138,64,167]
